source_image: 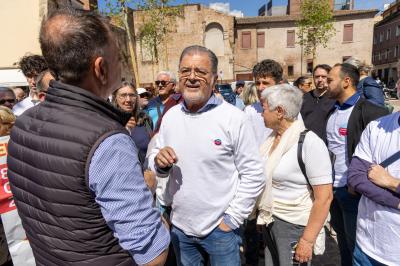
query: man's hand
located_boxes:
[368,164,399,191]
[218,220,232,232]
[155,147,178,169]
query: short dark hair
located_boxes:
[252,59,283,83]
[293,76,308,88]
[335,63,360,87]
[39,8,111,84]
[0,87,16,97]
[313,64,332,76]
[18,55,48,77]
[179,45,218,75]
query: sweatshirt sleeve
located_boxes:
[348,123,400,209]
[224,116,266,227]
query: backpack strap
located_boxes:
[297,129,312,189]
[380,150,400,168]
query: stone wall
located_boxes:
[133,4,235,85]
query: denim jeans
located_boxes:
[353,244,386,266]
[330,186,360,266]
[171,225,241,266]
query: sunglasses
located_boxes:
[155,80,172,86]
[0,99,16,105]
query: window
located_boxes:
[241,31,251,49]
[343,24,353,42]
[397,25,400,36]
[257,32,265,48]
[378,53,381,61]
[288,65,294,76]
[387,49,390,59]
[380,32,384,42]
[307,60,313,74]
[387,29,391,40]
[373,35,377,45]
[287,30,295,47]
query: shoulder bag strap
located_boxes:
[380,150,400,168]
[297,129,312,189]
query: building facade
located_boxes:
[372,1,400,84]
[234,9,377,81]
[133,4,235,86]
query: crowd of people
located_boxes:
[0,8,399,266]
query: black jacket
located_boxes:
[301,90,336,143]
[345,97,389,161]
[7,81,135,266]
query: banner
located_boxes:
[0,135,35,265]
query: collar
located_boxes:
[181,93,222,114]
[335,91,361,110]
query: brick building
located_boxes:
[372,1,400,84]
[234,9,377,81]
[133,4,235,85]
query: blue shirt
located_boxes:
[334,91,361,110]
[181,93,223,113]
[89,134,170,265]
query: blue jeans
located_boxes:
[330,186,360,266]
[171,225,241,266]
[353,244,386,266]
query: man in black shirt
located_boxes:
[300,64,335,142]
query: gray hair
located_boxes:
[157,71,177,84]
[344,57,371,74]
[179,45,218,75]
[260,84,303,120]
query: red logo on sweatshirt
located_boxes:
[214,139,222,146]
[339,127,347,136]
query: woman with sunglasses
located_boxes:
[112,82,153,166]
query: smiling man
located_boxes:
[145,71,176,129]
[148,45,265,266]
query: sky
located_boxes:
[99,0,391,17]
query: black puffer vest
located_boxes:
[7,81,135,266]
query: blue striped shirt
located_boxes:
[89,133,170,265]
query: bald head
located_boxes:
[39,9,111,85]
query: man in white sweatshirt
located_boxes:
[148,45,265,266]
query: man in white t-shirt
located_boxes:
[149,45,265,266]
[348,113,400,266]
[13,55,48,116]
[244,59,282,147]
[326,63,388,266]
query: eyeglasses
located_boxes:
[117,93,137,99]
[155,80,172,87]
[179,67,209,79]
[0,99,16,105]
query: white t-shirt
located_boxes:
[326,106,354,187]
[353,112,400,266]
[272,131,333,202]
[244,103,272,146]
[12,96,37,116]
[149,101,265,237]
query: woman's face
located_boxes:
[116,86,137,112]
[0,121,13,136]
[262,100,279,130]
